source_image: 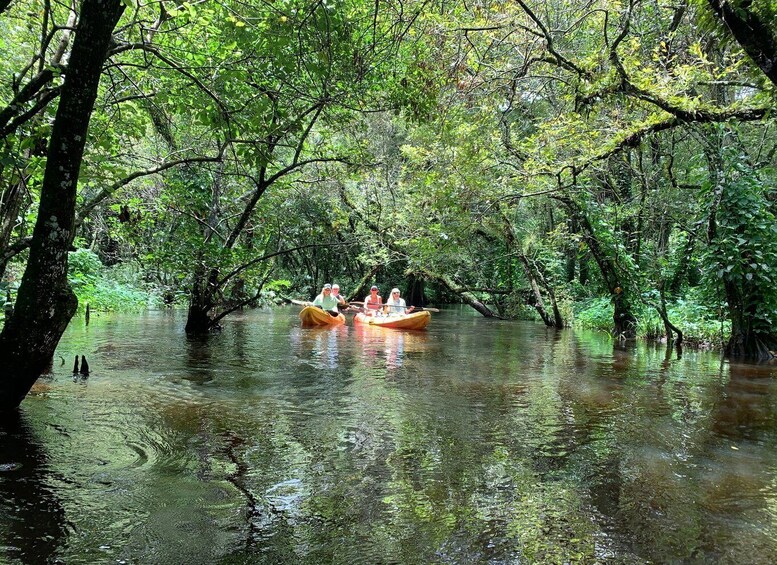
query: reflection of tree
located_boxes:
[184,334,214,384]
[231,317,249,366]
[711,363,777,442]
[0,413,68,563]
[553,333,777,561]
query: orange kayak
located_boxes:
[299,306,345,327]
[353,311,431,330]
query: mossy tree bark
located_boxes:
[0,0,125,411]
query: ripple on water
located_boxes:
[9,309,777,564]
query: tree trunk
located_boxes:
[185,262,221,335]
[0,0,125,412]
[421,269,499,318]
[705,0,777,87]
[185,301,215,335]
[0,181,25,280]
[723,279,777,358]
[347,265,381,303]
[517,254,554,327]
[405,275,425,306]
[563,200,637,338]
[547,283,564,329]
[726,325,777,358]
[612,288,637,339]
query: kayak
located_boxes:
[299,305,345,327]
[353,311,431,330]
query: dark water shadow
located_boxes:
[712,361,777,442]
[184,334,215,385]
[0,412,69,563]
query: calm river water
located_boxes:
[2,307,777,564]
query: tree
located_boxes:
[422,0,776,350]
[704,0,777,86]
[0,0,125,411]
[0,0,78,280]
[703,141,777,357]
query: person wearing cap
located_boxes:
[363,285,383,315]
[384,288,414,315]
[331,284,347,306]
[312,283,339,314]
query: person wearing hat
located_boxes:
[363,285,383,315]
[384,288,414,315]
[312,283,340,315]
[331,284,347,307]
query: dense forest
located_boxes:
[1,0,776,409]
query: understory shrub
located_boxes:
[574,292,728,348]
[573,297,613,332]
[68,249,159,311]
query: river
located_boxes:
[2,307,777,563]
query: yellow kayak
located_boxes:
[299,306,345,327]
[353,311,431,330]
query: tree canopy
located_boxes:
[1,0,777,408]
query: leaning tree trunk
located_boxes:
[501,210,563,327]
[0,0,125,412]
[705,0,777,87]
[518,254,554,327]
[655,285,683,345]
[420,269,499,318]
[567,202,638,338]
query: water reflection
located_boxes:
[352,324,431,371]
[184,334,214,385]
[1,310,776,563]
[0,413,68,563]
[290,326,346,369]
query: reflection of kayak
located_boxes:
[353,311,431,330]
[299,306,345,327]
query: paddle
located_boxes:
[349,301,440,313]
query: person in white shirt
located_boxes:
[331,284,347,306]
[384,288,414,315]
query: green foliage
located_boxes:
[68,249,157,312]
[666,296,729,346]
[574,298,614,331]
[3,0,776,350]
[575,292,727,345]
[702,156,777,336]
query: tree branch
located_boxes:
[216,240,356,289]
[514,0,592,79]
[77,142,228,223]
[706,0,777,86]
